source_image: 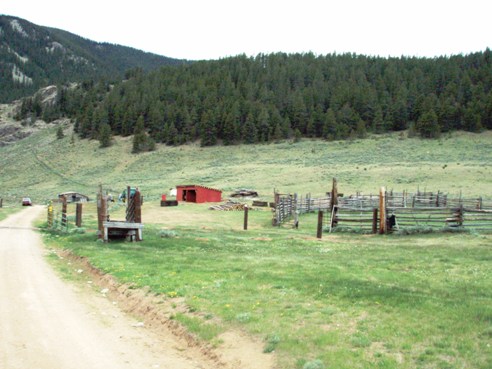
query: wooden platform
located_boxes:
[103,221,144,242]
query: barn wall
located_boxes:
[176,185,221,203]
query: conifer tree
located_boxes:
[416,109,440,138]
[55,125,64,139]
[132,115,148,153]
[98,123,112,148]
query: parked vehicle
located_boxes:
[22,197,32,206]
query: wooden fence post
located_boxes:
[372,208,378,234]
[61,196,68,229]
[244,205,249,230]
[330,178,338,211]
[317,211,323,239]
[134,190,142,224]
[75,203,82,227]
[47,201,54,228]
[97,191,107,240]
[379,187,386,234]
[293,193,299,228]
[0,198,2,208]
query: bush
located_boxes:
[303,359,325,369]
[159,229,177,238]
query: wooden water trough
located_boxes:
[98,186,144,242]
[102,221,144,241]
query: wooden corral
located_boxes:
[330,188,492,233]
[272,179,492,234]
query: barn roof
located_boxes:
[176,185,222,192]
[58,191,89,198]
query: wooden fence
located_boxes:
[273,181,491,233]
[331,190,492,233]
[47,196,83,231]
[273,193,332,226]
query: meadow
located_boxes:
[1,127,491,204]
[43,201,492,369]
[2,128,492,368]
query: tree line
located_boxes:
[16,50,492,150]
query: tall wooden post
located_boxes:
[75,203,83,227]
[47,201,54,228]
[330,178,338,211]
[372,208,378,234]
[243,205,249,230]
[293,193,299,228]
[134,190,142,224]
[97,190,107,240]
[317,211,324,239]
[0,198,2,208]
[379,187,386,234]
[61,196,68,229]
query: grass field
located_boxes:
[43,202,492,369]
[1,127,491,205]
[2,128,492,368]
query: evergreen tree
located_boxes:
[32,50,492,146]
[167,122,179,145]
[322,108,337,140]
[416,109,440,138]
[56,126,64,139]
[372,106,385,133]
[257,107,271,142]
[98,123,112,148]
[132,115,148,153]
[242,112,258,144]
[199,111,217,147]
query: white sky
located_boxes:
[2,0,491,60]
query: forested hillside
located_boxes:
[0,15,184,102]
[17,50,492,147]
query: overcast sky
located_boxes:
[2,0,491,60]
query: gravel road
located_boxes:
[0,206,213,369]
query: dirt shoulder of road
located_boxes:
[51,248,276,369]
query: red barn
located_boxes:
[176,185,222,203]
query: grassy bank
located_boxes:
[43,202,492,369]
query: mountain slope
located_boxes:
[0,118,491,204]
[0,15,185,102]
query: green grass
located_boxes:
[42,203,492,369]
[0,204,23,221]
[1,128,492,205]
[4,128,492,368]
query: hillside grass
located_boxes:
[3,128,492,368]
[1,127,491,205]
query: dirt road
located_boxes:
[0,206,218,369]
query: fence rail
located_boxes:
[273,182,492,233]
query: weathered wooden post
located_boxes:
[317,210,324,239]
[372,208,378,234]
[61,195,68,229]
[75,203,83,227]
[243,205,249,230]
[47,201,54,228]
[0,198,2,208]
[293,193,299,228]
[379,187,386,234]
[330,178,338,211]
[134,190,142,224]
[97,188,107,240]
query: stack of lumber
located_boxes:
[230,189,258,198]
[209,201,246,211]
